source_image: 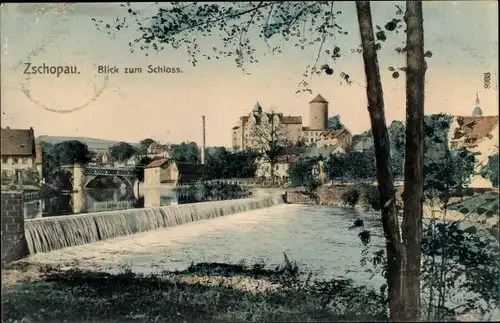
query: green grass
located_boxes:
[2,256,388,322]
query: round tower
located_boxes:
[309,94,329,129]
[472,92,483,116]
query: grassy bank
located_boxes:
[2,256,387,322]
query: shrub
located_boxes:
[363,186,380,210]
[342,188,360,207]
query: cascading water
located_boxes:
[24,196,284,255]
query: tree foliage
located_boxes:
[134,156,153,182]
[109,142,138,162]
[323,150,376,183]
[481,153,499,188]
[170,142,200,164]
[49,140,92,171]
[287,156,319,188]
[205,147,257,179]
[388,120,406,178]
[327,115,343,130]
[139,138,156,154]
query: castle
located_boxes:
[231,94,352,151]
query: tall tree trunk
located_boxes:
[355,1,405,321]
[403,1,425,321]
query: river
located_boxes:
[27,204,386,287]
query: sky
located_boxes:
[0,2,498,147]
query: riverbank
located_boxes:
[2,257,387,322]
[285,185,499,225]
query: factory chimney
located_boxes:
[201,115,206,164]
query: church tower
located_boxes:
[472,92,483,116]
[309,94,329,129]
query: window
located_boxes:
[1,157,7,164]
[22,157,29,164]
[13,157,18,164]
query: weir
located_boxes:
[24,196,284,255]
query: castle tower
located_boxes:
[472,92,483,116]
[309,94,329,129]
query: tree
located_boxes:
[139,138,155,154]
[51,140,92,168]
[327,115,343,130]
[481,153,499,188]
[401,2,426,320]
[388,120,406,178]
[251,110,291,185]
[95,2,431,319]
[356,3,404,319]
[170,142,200,164]
[109,142,138,162]
[287,156,318,187]
[134,156,153,182]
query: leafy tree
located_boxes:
[134,156,153,182]
[51,140,92,168]
[171,142,200,164]
[95,1,430,319]
[205,147,257,179]
[327,115,343,130]
[324,150,376,184]
[287,156,319,187]
[109,142,138,162]
[139,138,156,154]
[481,153,499,188]
[324,153,349,185]
[251,110,291,185]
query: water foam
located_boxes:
[24,196,284,254]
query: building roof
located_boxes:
[452,116,498,143]
[472,107,483,117]
[145,158,171,168]
[309,94,328,104]
[232,126,240,130]
[240,116,249,122]
[279,115,302,124]
[176,162,205,174]
[1,128,36,156]
[275,154,298,164]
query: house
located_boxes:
[448,115,499,188]
[255,154,299,185]
[447,95,499,188]
[351,134,374,153]
[1,127,43,185]
[146,142,170,158]
[144,158,205,186]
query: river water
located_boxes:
[26,204,386,287]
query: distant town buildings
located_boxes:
[231,94,352,152]
[1,127,43,186]
[143,158,205,187]
[146,142,171,159]
[448,93,499,188]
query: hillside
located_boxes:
[36,136,140,152]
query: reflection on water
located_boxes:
[44,183,250,216]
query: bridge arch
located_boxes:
[62,164,138,214]
[83,175,134,189]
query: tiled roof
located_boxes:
[452,116,498,144]
[1,128,35,156]
[280,115,302,124]
[309,94,328,104]
[145,158,171,168]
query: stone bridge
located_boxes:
[61,164,137,214]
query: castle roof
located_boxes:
[279,115,302,124]
[309,94,328,104]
